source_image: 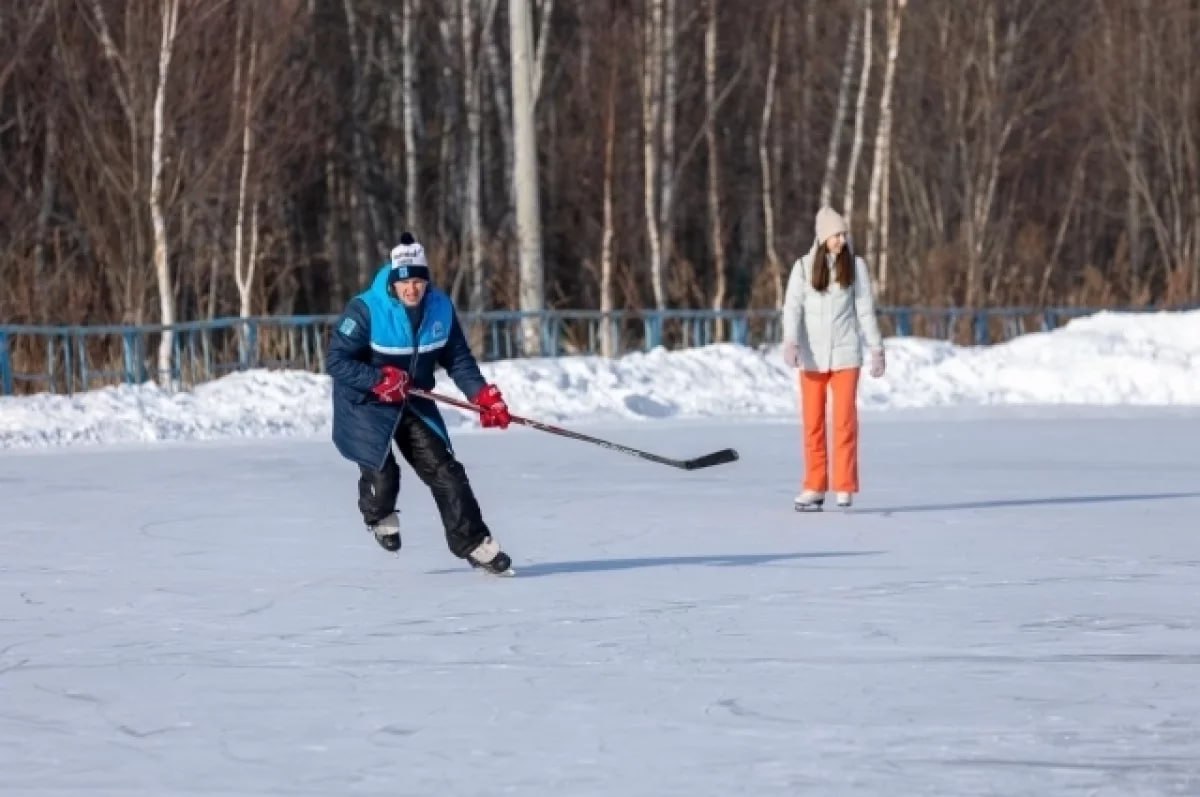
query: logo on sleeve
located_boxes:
[339,317,357,336]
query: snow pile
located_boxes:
[3,310,1199,449]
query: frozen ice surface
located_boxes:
[2,411,1199,796]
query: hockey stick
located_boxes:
[409,387,740,471]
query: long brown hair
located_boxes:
[810,241,855,292]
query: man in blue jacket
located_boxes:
[326,233,514,575]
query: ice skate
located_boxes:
[794,490,825,512]
[466,535,514,576]
[835,492,853,508]
[367,511,401,552]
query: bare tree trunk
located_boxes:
[878,120,892,299]
[511,0,545,355]
[820,3,862,207]
[760,11,783,307]
[532,0,554,103]
[1127,0,1147,296]
[802,3,815,175]
[1039,148,1088,305]
[462,0,486,324]
[484,0,515,221]
[843,0,873,224]
[657,0,677,302]
[642,0,665,310]
[601,49,617,358]
[866,0,905,281]
[401,0,420,233]
[33,101,57,319]
[705,0,727,339]
[437,15,458,248]
[151,0,180,385]
[233,5,259,320]
[342,0,380,276]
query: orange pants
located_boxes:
[798,368,860,493]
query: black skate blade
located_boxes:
[470,551,515,577]
[794,502,824,513]
[682,448,739,470]
[373,533,401,552]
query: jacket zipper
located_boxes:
[377,300,425,470]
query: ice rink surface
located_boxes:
[3,410,1199,796]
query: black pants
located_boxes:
[357,412,491,558]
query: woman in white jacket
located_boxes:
[781,207,885,510]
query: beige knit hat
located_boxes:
[815,206,849,246]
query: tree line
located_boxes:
[2,0,1198,348]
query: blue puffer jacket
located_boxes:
[326,266,487,470]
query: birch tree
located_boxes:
[511,0,546,354]
[820,3,862,208]
[865,0,905,293]
[657,0,677,307]
[843,0,873,224]
[641,0,665,309]
[759,10,783,307]
[232,2,260,321]
[706,0,728,337]
[149,0,181,384]
[600,38,618,357]
[401,0,421,232]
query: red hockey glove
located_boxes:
[371,365,409,403]
[474,384,511,429]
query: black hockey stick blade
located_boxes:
[682,447,740,470]
[410,387,739,472]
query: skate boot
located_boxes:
[367,511,401,552]
[466,536,514,576]
[835,492,853,508]
[794,490,825,512]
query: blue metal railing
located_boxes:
[0,306,1182,396]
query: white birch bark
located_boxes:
[402,0,420,232]
[705,0,727,338]
[511,0,546,354]
[843,0,873,223]
[642,0,665,309]
[760,12,783,307]
[601,53,617,357]
[820,4,862,208]
[657,0,677,305]
[866,0,905,280]
[233,6,259,320]
[151,0,181,385]
[462,0,486,319]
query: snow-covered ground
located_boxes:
[2,310,1199,795]
[2,309,1200,450]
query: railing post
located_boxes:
[173,328,184,385]
[542,312,556,357]
[645,312,663,351]
[0,331,12,396]
[974,311,989,345]
[249,320,259,368]
[77,334,90,391]
[62,333,74,395]
[732,317,748,346]
[239,319,259,370]
[895,308,912,337]
[122,331,138,384]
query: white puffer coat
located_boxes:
[781,252,883,372]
